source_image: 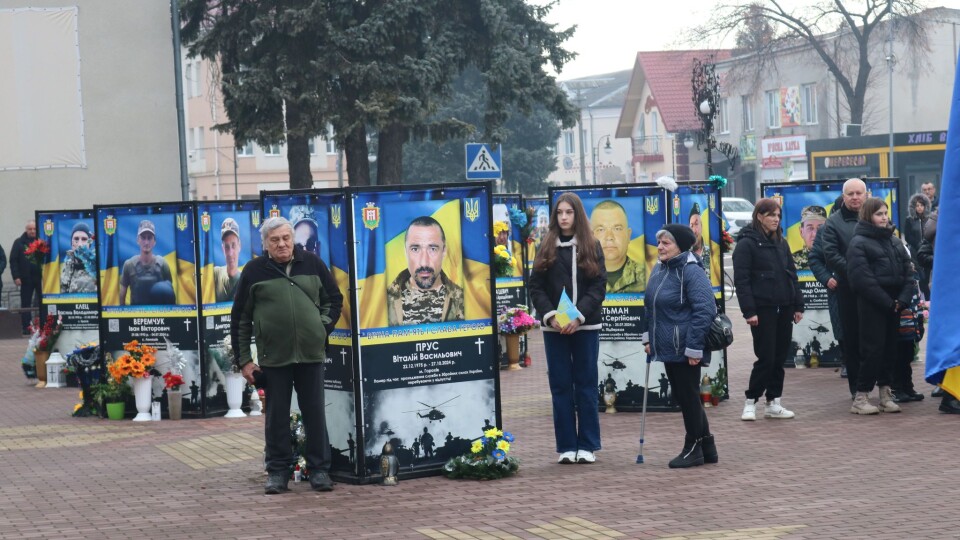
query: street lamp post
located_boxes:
[591,135,613,185]
[691,57,720,179]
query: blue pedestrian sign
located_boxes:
[465,143,502,180]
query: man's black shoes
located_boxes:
[939,396,960,414]
[264,473,289,495]
[309,471,334,492]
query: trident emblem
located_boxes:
[251,210,261,227]
[331,205,342,229]
[464,198,480,222]
[645,196,659,215]
[176,213,189,232]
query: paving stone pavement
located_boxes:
[1,305,958,539]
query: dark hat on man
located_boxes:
[800,205,827,223]
[137,220,156,237]
[71,222,91,236]
[659,224,697,254]
[220,218,240,240]
[689,202,702,219]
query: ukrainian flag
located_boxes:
[925,50,960,399]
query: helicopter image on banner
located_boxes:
[403,396,460,422]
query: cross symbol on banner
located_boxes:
[475,337,485,354]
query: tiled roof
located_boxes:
[620,50,732,135]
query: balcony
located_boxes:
[631,136,665,164]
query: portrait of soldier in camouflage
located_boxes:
[590,200,645,293]
[793,205,827,271]
[386,216,465,326]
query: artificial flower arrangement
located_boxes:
[163,372,186,392]
[497,305,539,335]
[443,427,519,480]
[92,341,157,407]
[519,205,539,245]
[720,228,735,253]
[31,314,63,353]
[493,244,517,278]
[67,342,101,416]
[24,239,50,265]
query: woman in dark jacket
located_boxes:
[529,192,607,464]
[846,197,915,415]
[641,224,716,468]
[732,198,803,421]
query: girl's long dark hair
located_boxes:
[533,192,601,277]
[859,197,888,224]
[751,198,784,241]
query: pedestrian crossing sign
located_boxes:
[465,143,502,180]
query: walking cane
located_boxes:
[636,357,652,464]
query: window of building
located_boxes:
[265,143,281,156]
[766,90,781,128]
[308,138,316,155]
[563,131,575,154]
[636,114,646,140]
[236,141,254,156]
[550,141,558,156]
[741,95,754,132]
[650,111,660,153]
[802,84,818,125]
[717,98,729,134]
[324,124,336,154]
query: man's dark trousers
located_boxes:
[19,279,39,332]
[262,362,330,475]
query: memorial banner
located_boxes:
[95,203,202,416]
[524,197,549,274]
[37,209,99,347]
[196,201,261,415]
[762,179,900,367]
[262,189,356,475]
[492,194,525,307]
[672,185,723,297]
[352,183,497,477]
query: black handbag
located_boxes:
[705,312,734,352]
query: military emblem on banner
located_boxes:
[176,213,189,232]
[200,211,211,232]
[708,193,716,212]
[269,205,281,219]
[43,219,54,237]
[771,193,784,209]
[464,198,480,222]
[672,194,681,217]
[331,204,341,229]
[251,210,261,227]
[645,195,659,215]
[362,202,381,230]
[104,215,117,236]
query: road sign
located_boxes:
[465,143,502,180]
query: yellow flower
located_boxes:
[484,428,503,439]
[494,244,506,254]
[496,440,510,452]
[471,441,483,454]
[493,221,510,236]
[78,391,83,400]
[73,403,82,412]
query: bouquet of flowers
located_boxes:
[508,206,527,230]
[720,229,735,253]
[90,354,133,406]
[498,305,539,335]
[108,340,158,382]
[163,372,185,392]
[493,244,516,278]
[519,206,538,245]
[443,427,519,480]
[24,239,50,265]
[31,314,63,353]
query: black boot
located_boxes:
[939,395,960,414]
[701,434,718,464]
[668,437,704,469]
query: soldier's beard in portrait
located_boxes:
[413,266,439,289]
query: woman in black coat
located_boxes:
[846,197,915,415]
[732,198,804,422]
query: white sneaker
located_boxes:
[558,451,577,464]
[741,398,757,421]
[576,450,596,464]
[764,398,795,418]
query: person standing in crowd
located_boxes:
[733,199,803,421]
[529,193,606,465]
[846,197,914,414]
[903,193,931,297]
[11,220,41,335]
[641,224,716,468]
[0,242,6,308]
[921,182,939,212]
[809,195,847,378]
[232,217,344,493]
[820,179,867,397]
[915,213,960,413]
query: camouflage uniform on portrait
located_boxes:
[607,256,646,293]
[387,269,465,326]
[60,255,96,293]
[793,205,827,272]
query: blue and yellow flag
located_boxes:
[925,50,960,399]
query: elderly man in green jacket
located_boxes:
[231,216,343,494]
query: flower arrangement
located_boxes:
[30,315,63,353]
[163,372,185,392]
[290,412,310,479]
[108,340,158,381]
[90,361,132,406]
[708,175,728,190]
[498,305,539,335]
[443,427,519,480]
[508,206,527,230]
[720,229,735,253]
[24,239,50,265]
[493,244,516,278]
[519,206,538,244]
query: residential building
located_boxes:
[549,71,633,188]
[182,55,343,200]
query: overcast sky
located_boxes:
[540,0,960,81]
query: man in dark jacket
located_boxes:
[809,196,846,378]
[10,220,40,334]
[232,216,344,493]
[818,178,866,396]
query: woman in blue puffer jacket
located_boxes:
[641,224,717,468]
